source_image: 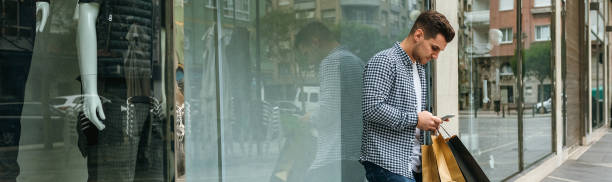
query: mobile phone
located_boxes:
[440,115,455,121]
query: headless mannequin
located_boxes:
[36,1,106,130]
[77,2,106,130]
[34,1,162,181]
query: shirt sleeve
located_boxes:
[362,55,418,131]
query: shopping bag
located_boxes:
[422,143,441,182]
[432,133,465,182]
[447,135,490,182]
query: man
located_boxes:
[293,22,366,182]
[360,11,455,182]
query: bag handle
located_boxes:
[424,124,453,145]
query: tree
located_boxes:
[510,42,552,103]
[524,42,552,103]
[334,22,393,62]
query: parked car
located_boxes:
[535,98,552,113]
[275,101,303,115]
[294,86,320,114]
[50,95,112,114]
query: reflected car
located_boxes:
[275,101,303,115]
[535,98,552,113]
[50,95,112,114]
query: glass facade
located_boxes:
[590,0,606,129]
[180,0,425,181]
[458,0,553,180]
[1,0,610,182]
[0,0,170,181]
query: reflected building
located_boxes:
[459,0,553,113]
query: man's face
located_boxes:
[412,30,448,64]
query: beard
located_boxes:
[412,51,428,64]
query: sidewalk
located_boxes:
[542,128,612,182]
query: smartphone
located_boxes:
[440,115,455,121]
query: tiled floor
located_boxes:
[542,128,612,182]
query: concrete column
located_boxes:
[434,0,459,135]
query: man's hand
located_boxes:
[417,111,442,131]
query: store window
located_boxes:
[0,0,170,181]
[459,0,554,180]
[181,0,426,181]
[590,0,605,130]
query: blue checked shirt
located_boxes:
[360,42,427,179]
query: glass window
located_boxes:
[279,0,290,6]
[0,0,170,181]
[322,9,337,23]
[499,0,514,11]
[296,10,316,19]
[534,0,551,7]
[182,0,425,181]
[501,28,513,43]
[535,25,551,41]
[459,0,522,180]
[521,0,553,169]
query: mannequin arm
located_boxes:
[78,2,106,130]
[35,1,49,32]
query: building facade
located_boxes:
[0,0,610,181]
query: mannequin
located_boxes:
[36,1,49,32]
[35,1,162,181]
[36,0,106,130]
[77,2,106,130]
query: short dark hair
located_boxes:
[409,11,455,43]
[295,22,337,48]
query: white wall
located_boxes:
[434,0,460,135]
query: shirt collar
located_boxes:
[393,42,421,67]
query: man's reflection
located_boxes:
[295,22,365,182]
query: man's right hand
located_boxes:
[417,111,442,131]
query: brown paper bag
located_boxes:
[432,133,465,182]
[422,144,441,182]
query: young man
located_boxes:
[360,11,455,182]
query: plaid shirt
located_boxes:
[360,42,427,179]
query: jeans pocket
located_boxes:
[364,166,388,182]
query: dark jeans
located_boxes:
[0,52,31,181]
[413,171,422,182]
[0,120,20,182]
[86,96,163,182]
[362,161,415,182]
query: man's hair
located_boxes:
[295,22,337,48]
[409,11,455,43]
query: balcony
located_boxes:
[465,43,491,57]
[340,0,380,7]
[464,10,490,26]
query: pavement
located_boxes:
[542,128,612,182]
[458,113,553,181]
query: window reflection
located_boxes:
[183,0,424,181]
[1,0,168,181]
